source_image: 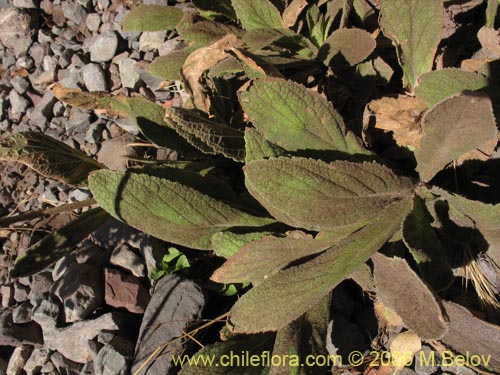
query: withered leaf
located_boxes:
[0,132,102,186]
[244,157,415,231]
[372,253,448,340]
[415,92,498,182]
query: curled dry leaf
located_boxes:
[363,95,428,149]
[181,34,244,113]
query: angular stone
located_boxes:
[7,345,33,375]
[52,246,108,281]
[23,348,51,375]
[94,337,134,375]
[131,275,205,374]
[82,63,107,92]
[8,90,30,114]
[90,31,118,62]
[86,13,101,32]
[89,218,144,250]
[62,2,87,25]
[139,31,166,52]
[66,107,92,135]
[12,0,37,8]
[51,263,104,322]
[28,271,53,304]
[110,245,146,278]
[0,309,43,346]
[50,351,83,375]
[104,268,150,314]
[29,90,57,129]
[118,58,141,89]
[12,301,33,324]
[10,76,30,94]
[0,8,33,56]
[1,285,13,308]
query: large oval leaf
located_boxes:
[89,170,274,250]
[244,157,415,231]
[230,197,413,333]
[321,28,376,67]
[121,5,184,32]
[231,0,284,31]
[239,78,367,154]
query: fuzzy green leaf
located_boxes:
[212,231,273,259]
[121,5,184,31]
[166,108,245,161]
[245,157,415,231]
[11,208,110,278]
[212,232,336,284]
[242,28,286,49]
[232,0,284,30]
[89,170,273,250]
[373,253,448,340]
[179,333,274,374]
[415,92,498,182]
[0,132,102,186]
[320,28,376,67]
[244,128,286,163]
[179,21,243,44]
[402,196,454,292]
[230,197,413,333]
[379,0,443,87]
[149,48,195,81]
[239,78,367,154]
[192,0,237,20]
[415,68,489,107]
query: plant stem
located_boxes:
[0,198,97,227]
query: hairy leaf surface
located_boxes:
[402,196,454,291]
[89,170,273,250]
[230,198,412,333]
[245,157,415,231]
[0,132,102,186]
[192,0,237,20]
[372,253,448,340]
[244,128,286,163]
[179,21,243,44]
[239,78,367,154]
[11,208,110,278]
[121,5,183,31]
[212,231,272,259]
[232,0,284,30]
[166,108,245,161]
[321,28,376,67]
[379,0,442,87]
[149,48,195,81]
[415,92,498,182]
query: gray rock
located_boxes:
[0,308,43,346]
[89,218,144,250]
[52,101,65,117]
[32,296,60,326]
[94,337,134,375]
[29,90,57,128]
[82,63,107,92]
[158,37,184,56]
[1,285,13,308]
[62,2,87,25]
[13,281,29,303]
[110,244,146,278]
[7,345,33,375]
[10,76,29,94]
[66,107,92,135]
[50,352,83,375]
[0,8,33,56]
[415,345,438,375]
[139,31,166,52]
[97,134,136,171]
[40,361,57,374]
[23,348,51,375]
[51,263,104,322]
[16,55,34,69]
[131,275,206,374]
[28,271,53,304]
[86,13,101,32]
[8,90,29,114]
[90,31,119,62]
[118,58,141,89]
[13,0,37,8]
[28,43,47,66]
[140,236,165,283]
[59,69,83,89]
[52,246,108,281]
[12,301,33,323]
[113,117,139,134]
[68,188,91,202]
[80,362,94,375]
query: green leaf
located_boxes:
[379,0,443,88]
[212,230,272,258]
[239,78,367,154]
[179,21,243,44]
[231,0,285,30]
[121,5,184,32]
[166,108,246,161]
[179,333,274,374]
[11,208,110,278]
[230,197,413,333]
[245,157,415,231]
[192,0,237,21]
[486,0,499,28]
[244,128,286,163]
[401,196,454,292]
[415,92,498,182]
[415,68,489,107]
[0,132,102,186]
[212,232,337,284]
[149,48,195,81]
[89,170,274,250]
[271,294,331,375]
[372,253,448,340]
[242,28,286,49]
[320,28,376,67]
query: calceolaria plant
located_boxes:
[2,0,500,373]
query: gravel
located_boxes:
[90,31,119,62]
[82,63,107,91]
